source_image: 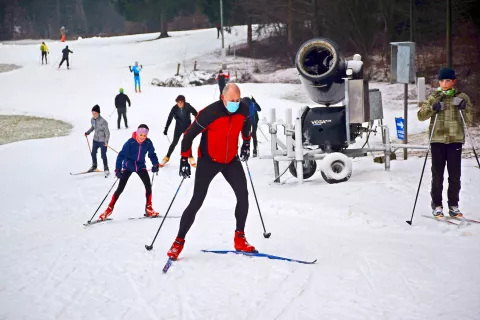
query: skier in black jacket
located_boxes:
[114,88,131,129]
[58,46,73,69]
[161,95,198,166]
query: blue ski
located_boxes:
[163,258,173,273]
[201,250,317,264]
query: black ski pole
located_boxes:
[459,110,480,168]
[145,177,185,251]
[86,178,119,224]
[406,113,438,225]
[245,161,271,238]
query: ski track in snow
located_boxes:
[1,27,480,319]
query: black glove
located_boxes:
[179,157,191,178]
[453,97,467,110]
[115,170,124,180]
[240,141,250,162]
[152,164,159,173]
[128,66,131,68]
[84,132,88,136]
[163,129,168,135]
[432,101,444,112]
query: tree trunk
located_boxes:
[158,11,169,38]
[75,0,87,35]
[287,0,293,45]
[312,0,320,37]
[247,17,253,57]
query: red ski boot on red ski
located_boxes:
[99,206,113,221]
[167,237,185,260]
[145,204,159,217]
[234,231,257,253]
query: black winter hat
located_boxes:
[92,105,100,113]
[438,67,456,80]
[175,95,185,102]
[138,124,149,130]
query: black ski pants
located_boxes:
[177,157,249,239]
[117,107,128,129]
[110,169,152,207]
[166,129,183,158]
[252,122,258,151]
[430,143,462,208]
[41,52,47,64]
[59,57,69,68]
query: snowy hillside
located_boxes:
[1,27,479,320]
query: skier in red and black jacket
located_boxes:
[167,83,256,260]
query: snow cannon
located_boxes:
[295,38,364,106]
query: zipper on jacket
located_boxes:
[135,145,142,172]
[225,116,233,163]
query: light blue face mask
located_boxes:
[226,101,240,113]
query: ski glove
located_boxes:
[152,164,159,173]
[179,157,191,178]
[432,101,444,112]
[453,97,467,110]
[240,141,250,162]
[163,129,168,135]
[115,170,124,180]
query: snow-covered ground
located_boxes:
[1,27,479,320]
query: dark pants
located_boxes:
[252,122,258,151]
[92,140,108,169]
[430,143,462,208]
[59,57,69,68]
[177,157,249,239]
[117,108,128,128]
[219,84,225,98]
[166,130,183,157]
[217,28,220,39]
[109,170,152,207]
[41,52,47,64]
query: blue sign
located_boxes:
[395,117,405,140]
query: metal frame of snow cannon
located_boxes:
[260,38,429,184]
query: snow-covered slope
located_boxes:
[1,27,479,320]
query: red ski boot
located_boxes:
[145,204,159,217]
[99,206,113,221]
[234,231,257,253]
[167,237,185,260]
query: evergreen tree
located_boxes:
[111,0,195,38]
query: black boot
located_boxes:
[87,164,97,172]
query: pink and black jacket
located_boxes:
[116,132,159,172]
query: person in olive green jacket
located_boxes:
[418,67,473,218]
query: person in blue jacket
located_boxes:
[99,124,160,221]
[129,61,143,93]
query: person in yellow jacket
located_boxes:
[40,42,49,65]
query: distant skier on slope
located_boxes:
[40,42,49,65]
[241,96,262,157]
[85,105,110,174]
[58,46,73,70]
[161,95,198,167]
[129,62,143,93]
[216,69,230,98]
[417,67,473,219]
[115,88,131,129]
[166,83,255,261]
[98,124,161,221]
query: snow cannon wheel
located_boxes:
[288,160,317,180]
[320,152,352,184]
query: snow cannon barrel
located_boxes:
[295,38,364,106]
